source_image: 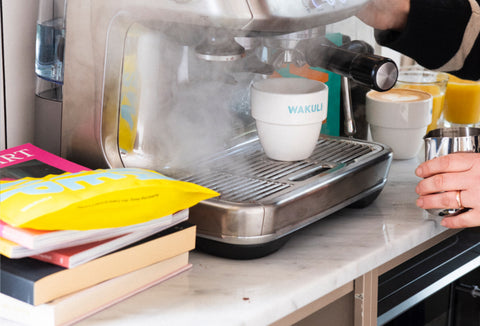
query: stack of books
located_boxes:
[0,144,197,325]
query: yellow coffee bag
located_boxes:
[0,168,219,230]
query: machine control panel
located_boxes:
[303,0,348,10]
[245,0,369,32]
[254,0,368,17]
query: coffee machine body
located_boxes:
[60,0,376,168]
[54,0,393,258]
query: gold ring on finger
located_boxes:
[456,190,464,209]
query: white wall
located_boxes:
[0,12,5,150]
[0,0,38,150]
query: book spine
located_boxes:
[0,260,191,326]
[0,268,36,305]
[1,227,35,249]
[0,238,15,258]
[0,293,54,326]
[31,252,69,268]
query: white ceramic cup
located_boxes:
[250,78,328,161]
[366,88,433,160]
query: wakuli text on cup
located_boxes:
[251,78,328,161]
[287,103,324,114]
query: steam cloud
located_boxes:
[125,27,259,177]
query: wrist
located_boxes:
[392,0,410,30]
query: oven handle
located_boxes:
[456,283,480,298]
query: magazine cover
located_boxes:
[0,143,88,181]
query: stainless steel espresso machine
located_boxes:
[38,0,397,258]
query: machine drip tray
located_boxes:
[181,135,392,259]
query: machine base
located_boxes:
[195,188,384,259]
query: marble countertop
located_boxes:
[75,158,454,325]
[3,158,456,326]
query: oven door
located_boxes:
[377,228,480,326]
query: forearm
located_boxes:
[356,0,410,30]
[375,0,480,80]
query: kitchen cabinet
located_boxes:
[282,230,458,326]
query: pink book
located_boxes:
[0,144,92,249]
[0,220,56,249]
[31,236,123,268]
[0,143,88,178]
[29,212,187,268]
[0,209,188,254]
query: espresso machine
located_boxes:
[39,0,397,258]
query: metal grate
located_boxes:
[182,137,378,202]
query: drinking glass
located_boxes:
[396,66,449,132]
[443,74,480,127]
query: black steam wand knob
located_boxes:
[305,38,398,92]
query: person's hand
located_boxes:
[356,0,410,31]
[415,153,480,228]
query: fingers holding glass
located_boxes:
[416,190,467,211]
[415,171,467,196]
[415,153,476,179]
[440,209,479,229]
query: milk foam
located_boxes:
[368,89,430,102]
[380,93,421,102]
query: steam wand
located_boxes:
[305,38,398,92]
[342,76,356,137]
[305,38,398,137]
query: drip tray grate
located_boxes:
[182,137,378,202]
[184,135,392,255]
